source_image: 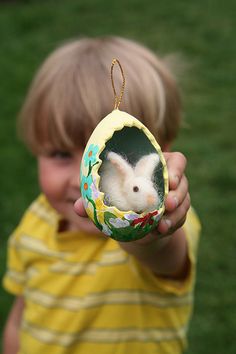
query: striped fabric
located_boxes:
[3,195,201,354]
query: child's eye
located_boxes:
[49,151,72,159]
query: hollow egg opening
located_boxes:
[98,125,165,213]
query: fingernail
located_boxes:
[173,196,179,208]
[174,175,180,185]
[164,219,172,229]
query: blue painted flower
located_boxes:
[84,144,99,167]
[81,174,93,200]
[124,213,140,221]
[109,218,130,228]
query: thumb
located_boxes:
[74,198,88,217]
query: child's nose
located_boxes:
[70,170,80,189]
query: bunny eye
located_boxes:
[133,186,139,192]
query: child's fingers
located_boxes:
[74,198,88,217]
[164,152,187,190]
[165,174,189,212]
[158,192,191,235]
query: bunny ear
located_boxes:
[134,153,160,178]
[107,152,134,178]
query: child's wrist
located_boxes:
[119,232,173,256]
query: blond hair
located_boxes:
[18,36,182,154]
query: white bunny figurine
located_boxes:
[99,151,160,213]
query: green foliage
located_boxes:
[103,211,157,241]
[0,1,235,353]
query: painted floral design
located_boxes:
[81,174,93,200]
[131,210,159,228]
[109,218,130,228]
[84,144,99,167]
[80,143,162,241]
[102,224,112,236]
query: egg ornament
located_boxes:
[80,60,168,242]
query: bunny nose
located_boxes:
[147,195,156,205]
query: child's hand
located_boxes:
[157,152,190,236]
[74,198,88,217]
[74,151,190,237]
[74,152,190,276]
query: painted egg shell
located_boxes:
[80,109,168,242]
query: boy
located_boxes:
[3,36,200,354]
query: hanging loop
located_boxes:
[110,58,125,110]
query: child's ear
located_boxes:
[134,154,160,178]
[107,152,133,178]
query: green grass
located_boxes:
[0,0,236,353]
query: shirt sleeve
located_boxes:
[2,229,26,296]
[2,194,59,296]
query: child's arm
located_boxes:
[3,296,24,354]
[119,228,189,278]
[75,152,190,278]
[119,151,190,278]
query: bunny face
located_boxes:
[100,152,160,214]
[124,176,159,213]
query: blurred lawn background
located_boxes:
[0,0,235,353]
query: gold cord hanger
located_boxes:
[110,58,126,110]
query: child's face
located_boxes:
[38,148,100,234]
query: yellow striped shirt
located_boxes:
[3,194,201,354]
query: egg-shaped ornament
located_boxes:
[80,59,168,242]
